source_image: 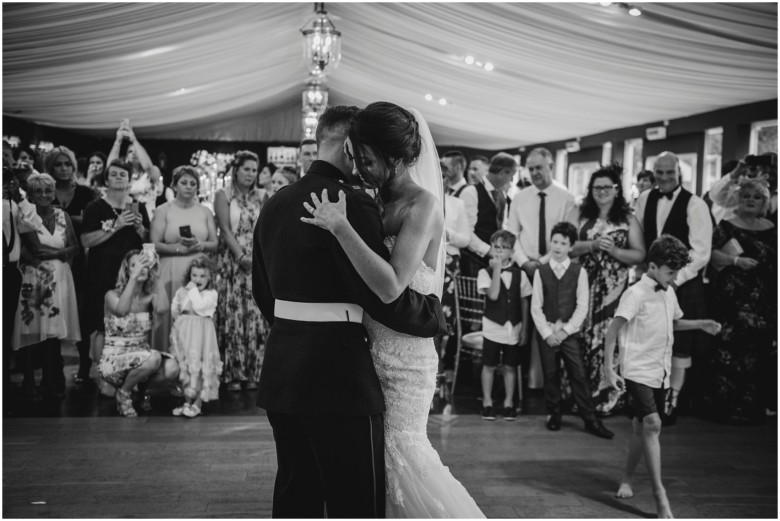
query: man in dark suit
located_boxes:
[252,106,445,518]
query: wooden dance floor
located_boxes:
[3,346,778,518]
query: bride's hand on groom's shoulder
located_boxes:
[301,189,349,236]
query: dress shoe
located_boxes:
[481,405,496,421]
[584,419,614,439]
[503,406,517,422]
[546,413,562,431]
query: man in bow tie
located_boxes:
[634,151,713,426]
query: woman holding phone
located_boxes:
[150,165,218,353]
[81,160,149,388]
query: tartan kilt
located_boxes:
[673,273,710,358]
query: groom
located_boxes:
[252,105,446,518]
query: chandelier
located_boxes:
[300,3,342,78]
[302,79,329,139]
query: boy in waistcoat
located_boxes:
[531,222,614,439]
[477,230,531,421]
[604,235,721,518]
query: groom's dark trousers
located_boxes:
[253,160,446,518]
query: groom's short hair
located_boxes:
[317,106,360,145]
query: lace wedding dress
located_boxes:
[365,236,485,518]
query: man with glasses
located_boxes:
[635,151,713,426]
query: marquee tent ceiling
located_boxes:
[3,2,777,149]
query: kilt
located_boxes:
[673,273,709,358]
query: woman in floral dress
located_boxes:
[572,165,645,414]
[13,173,81,400]
[213,151,268,391]
[703,179,777,423]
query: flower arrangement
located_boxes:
[101,219,115,232]
[190,150,235,205]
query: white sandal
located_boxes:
[172,403,191,417]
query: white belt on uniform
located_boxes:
[274,299,364,324]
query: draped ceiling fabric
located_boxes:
[3,3,777,149]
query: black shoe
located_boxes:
[503,406,517,421]
[481,406,496,421]
[662,389,677,427]
[584,419,614,439]
[546,413,562,431]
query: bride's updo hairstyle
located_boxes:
[349,102,421,183]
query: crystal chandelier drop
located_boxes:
[300,3,342,78]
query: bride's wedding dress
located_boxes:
[365,236,485,518]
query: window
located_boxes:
[622,138,643,196]
[554,149,568,186]
[702,127,723,193]
[750,119,778,155]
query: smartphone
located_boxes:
[130,201,140,215]
[142,243,156,263]
[179,225,193,239]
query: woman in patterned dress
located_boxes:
[703,179,777,423]
[572,164,645,414]
[12,173,81,400]
[214,151,269,391]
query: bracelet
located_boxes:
[733,255,740,267]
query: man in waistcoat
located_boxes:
[459,152,516,277]
[635,151,713,425]
[252,106,446,518]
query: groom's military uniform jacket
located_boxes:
[253,160,446,416]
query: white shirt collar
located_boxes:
[482,176,496,193]
[450,178,467,191]
[549,257,571,271]
[639,273,663,291]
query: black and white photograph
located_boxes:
[2,2,777,518]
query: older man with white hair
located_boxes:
[634,151,713,426]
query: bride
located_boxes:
[302,102,485,518]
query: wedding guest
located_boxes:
[703,179,777,423]
[298,139,317,176]
[12,173,80,400]
[507,147,578,280]
[478,230,531,421]
[257,162,277,195]
[572,165,645,414]
[98,249,179,417]
[635,151,713,425]
[441,151,478,274]
[45,146,96,383]
[150,165,218,352]
[214,151,269,392]
[467,155,489,185]
[438,161,471,386]
[460,152,516,276]
[531,222,613,439]
[636,170,654,194]
[709,152,777,224]
[604,235,721,519]
[3,173,23,410]
[107,120,162,220]
[271,166,298,194]
[87,151,107,192]
[81,160,149,386]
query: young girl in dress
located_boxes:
[169,255,222,418]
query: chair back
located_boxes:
[454,275,485,334]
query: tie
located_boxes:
[662,190,675,200]
[493,189,506,228]
[554,263,565,279]
[538,192,547,255]
[655,283,665,292]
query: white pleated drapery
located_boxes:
[3,2,776,148]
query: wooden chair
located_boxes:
[451,274,486,397]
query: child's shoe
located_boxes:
[183,403,201,418]
[172,403,191,417]
[503,406,517,421]
[481,406,496,421]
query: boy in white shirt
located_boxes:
[604,235,721,519]
[477,230,531,421]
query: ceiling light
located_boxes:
[599,1,612,6]
[475,61,483,67]
[628,7,641,16]
[300,3,342,78]
[424,93,433,101]
[484,62,494,72]
[438,98,447,106]
[465,55,475,65]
